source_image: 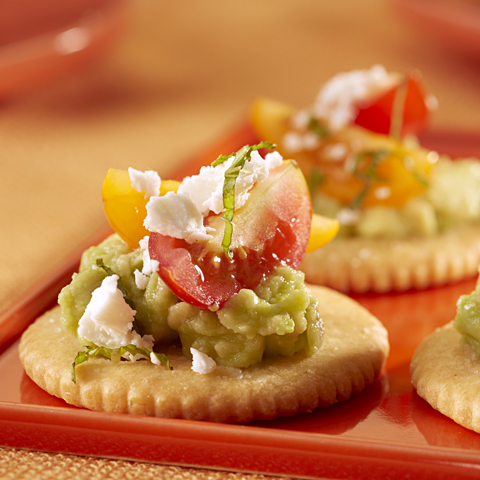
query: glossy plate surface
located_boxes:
[2,124,480,480]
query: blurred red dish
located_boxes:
[392,0,480,57]
[0,0,127,98]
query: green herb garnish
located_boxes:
[71,344,171,383]
[211,141,275,259]
[412,170,429,188]
[307,167,325,196]
[308,116,330,139]
[349,149,390,209]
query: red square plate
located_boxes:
[2,124,480,480]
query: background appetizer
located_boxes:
[251,65,480,293]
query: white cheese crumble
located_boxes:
[144,192,215,243]
[337,208,361,226]
[190,347,216,374]
[312,65,397,130]
[134,270,150,290]
[77,275,154,350]
[282,132,304,153]
[178,150,282,215]
[373,186,392,200]
[150,352,161,365]
[143,150,282,243]
[324,143,348,161]
[128,167,161,198]
[134,236,160,289]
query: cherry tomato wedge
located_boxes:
[149,161,312,310]
[354,71,431,137]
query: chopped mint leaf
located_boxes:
[71,344,171,383]
[307,167,325,196]
[308,116,329,138]
[412,170,429,188]
[212,142,275,258]
[212,152,234,166]
[349,149,389,209]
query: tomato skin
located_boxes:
[148,161,312,310]
[149,233,241,309]
[354,71,430,136]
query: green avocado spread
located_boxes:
[59,234,323,369]
[454,278,480,356]
[314,157,480,239]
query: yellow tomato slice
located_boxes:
[306,214,339,253]
[102,168,179,249]
[250,97,294,145]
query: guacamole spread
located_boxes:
[313,157,480,239]
[59,234,323,369]
[454,279,480,356]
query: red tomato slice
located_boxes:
[149,161,312,310]
[354,71,430,136]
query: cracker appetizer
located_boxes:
[251,65,480,293]
[19,143,389,423]
[411,276,480,433]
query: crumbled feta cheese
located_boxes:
[312,65,397,130]
[144,191,214,243]
[140,236,159,276]
[324,143,348,161]
[338,208,360,226]
[134,269,149,290]
[283,131,320,153]
[144,149,282,243]
[77,275,153,349]
[150,352,161,365]
[303,132,320,150]
[374,186,392,200]
[290,109,310,130]
[123,352,147,362]
[191,347,216,374]
[128,168,161,198]
[264,151,283,170]
[178,150,282,216]
[134,237,159,290]
[282,132,304,153]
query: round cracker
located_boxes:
[19,285,389,423]
[411,322,480,433]
[301,224,480,293]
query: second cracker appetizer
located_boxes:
[251,65,480,293]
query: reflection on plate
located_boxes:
[410,389,480,450]
[393,0,480,57]
[0,0,128,98]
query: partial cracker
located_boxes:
[411,322,480,433]
[301,224,480,293]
